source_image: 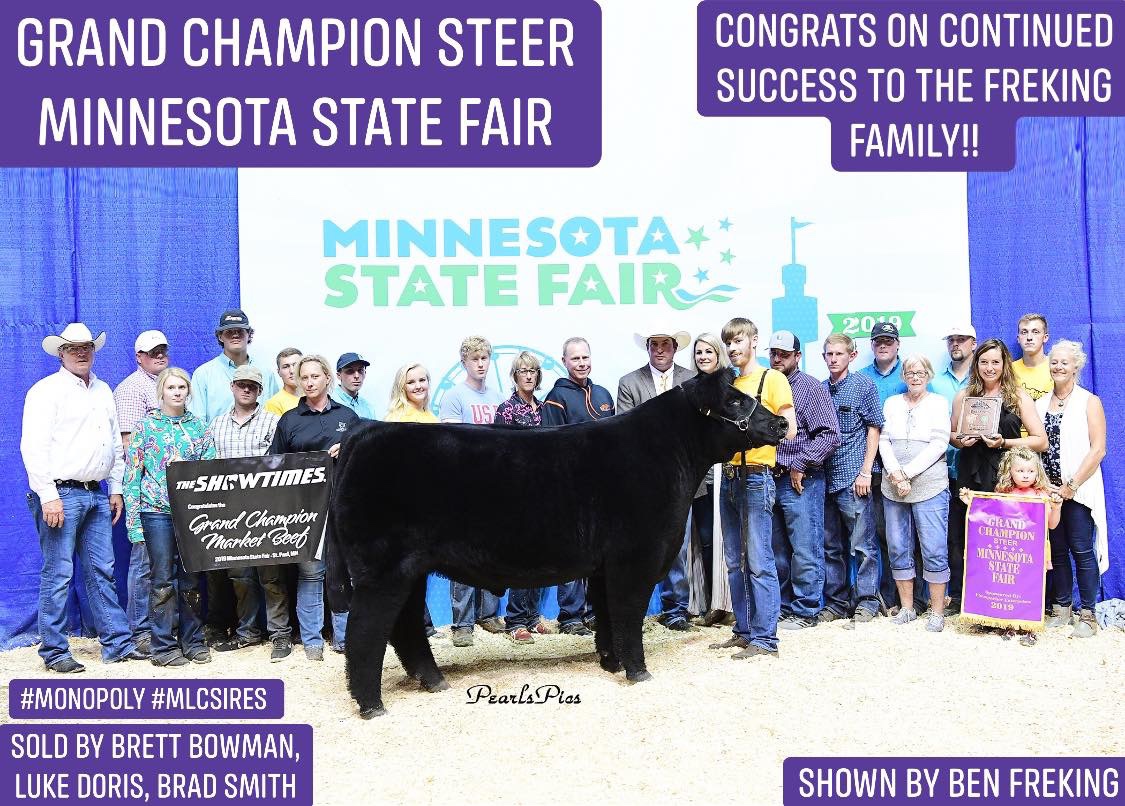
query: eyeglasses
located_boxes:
[903,370,928,378]
[514,369,539,377]
[63,343,95,354]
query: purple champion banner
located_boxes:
[783,757,1123,804]
[1,0,601,167]
[697,1,1125,171]
[962,493,1048,629]
[8,679,284,720]
[1,724,313,805]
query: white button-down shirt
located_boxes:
[649,366,675,395]
[21,368,125,502]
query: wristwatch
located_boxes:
[1065,477,1080,491]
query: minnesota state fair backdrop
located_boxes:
[239,5,969,406]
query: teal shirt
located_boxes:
[330,387,377,419]
[859,357,907,404]
[189,353,280,424]
[123,411,216,543]
[929,365,970,479]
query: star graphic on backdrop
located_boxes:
[685,226,710,250]
[694,268,709,283]
[570,227,591,246]
[719,218,732,231]
[652,270,668,286]
[651,230,665,243]
[412,280,429,293]
[720,249,735,265]
[584,278,600,292]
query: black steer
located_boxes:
[328,367,787,718]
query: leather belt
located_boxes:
[723,463,770,479]
[54,479,101,492]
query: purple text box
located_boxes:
[697,1,1125,171]
[8,680,284,720]
[1,724,312,805]
[784,757,1124,805]
[2,0,601,167]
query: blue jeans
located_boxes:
[771,470,826,619]
[870,476,897,608]
[450,583,500,630]
[1049,500,1100,611]
[658,515,692,624]
[141,512,204,662]
[884,490,951,585]
[126,540,152,642]
[823,486,881,616]
[297,559,327,648]
[506,589,542,630]
[719,471,780,652]
[29,489,133,666]
[556,580,589,628]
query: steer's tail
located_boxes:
[325,432,363,615]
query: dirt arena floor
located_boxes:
[2,615,1122,805]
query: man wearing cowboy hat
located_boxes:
[21,323,146,672]
[616,327,697,631]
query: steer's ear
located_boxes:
[721,367,737,386]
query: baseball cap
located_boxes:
[768,331,801,352]
[944,323,977,339]
[134,330,168,353]
[870,322,900,340]
[336,352,370,372]
[216,309,251,331]
[231,365,264,388]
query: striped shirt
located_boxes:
[113,367,159,436]
[774,369,841,474]
[210,405,279,459]
[823,371,884,493]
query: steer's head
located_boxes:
[684,367,789,453]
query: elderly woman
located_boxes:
[124,367,216,667]
[1034,340,1107,637]
[496,352,556,642]
[270,355,361,661]
[385,363,439,424]
[951,339,1047,493]
[691,333,734,627]
[878,355,952,632]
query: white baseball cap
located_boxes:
[135,330,169,353]
[944,324,976,339]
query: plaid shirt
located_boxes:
[775,370,840,474]
[113,367,159,437]
[210,405,279,459]
[823,371,884,493]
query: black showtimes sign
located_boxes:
[166,451,331,573]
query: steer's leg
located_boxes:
[390,577,448,693]
[605,573,654,683]
[587,572,620,673]
[345,577,411,719]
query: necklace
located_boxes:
[1054,387,1074,409]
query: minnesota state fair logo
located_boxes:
[320,216,740,310]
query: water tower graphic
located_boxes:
[771,217,818,371]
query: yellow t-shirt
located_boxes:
[1012,359,1052,402]
[728,367,793,467]
[384,406,439,424]
[264,389,299,417]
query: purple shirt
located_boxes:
[775,370,841,474]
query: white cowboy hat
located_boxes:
[633,329,691,352]
[42,323,107,355]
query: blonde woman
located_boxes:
[385,363,438,423]
[124,367,216,667]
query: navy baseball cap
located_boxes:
[870,322,900,340]
[336,352,370,371]
[216,309,250,331]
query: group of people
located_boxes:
[20,307,1108,673]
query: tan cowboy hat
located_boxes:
[43,323,107,355]
[633,329,691,352]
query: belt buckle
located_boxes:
[723,464,735,480]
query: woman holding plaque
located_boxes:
[1034,339,1107,638]
[879,355,951,632]
[951,339,1047,494]
[124,367,216,667]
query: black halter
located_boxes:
[699,394,759,432]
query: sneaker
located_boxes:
[151,654,189,667]
[508,627,534,644]
[476,617,506,634]
[451,628,474,647]
[817,609,845,623]
[270,637,293,662]
[664,618,693,632]
[185,647,212,664]
[732,644,779,660]
[331,642,346,654]
[213,635,265,653]
[853,608,877,624]
[925,614,945,633]
[559,623,593,636]
[47,657,85,673]
[528,620,555,635]
[1071,609,1098,638]
[892,608,918,626]
[779,616,817,630]
[305,645,324,661]
[708,636,748,650]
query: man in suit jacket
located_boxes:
[616,328,697,631]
